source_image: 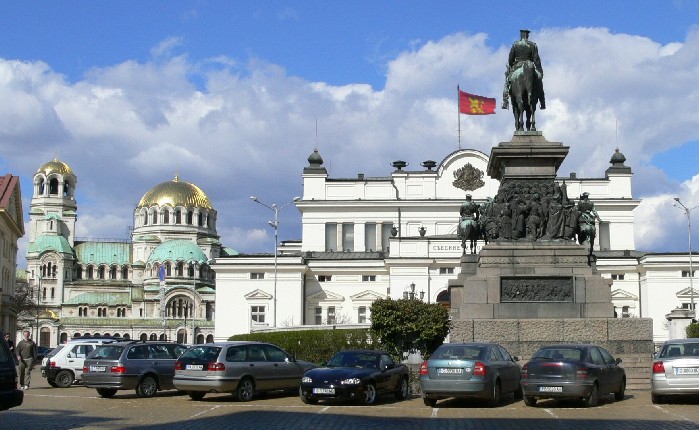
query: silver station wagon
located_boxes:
[82,341,187,398]
[652,338,699,403]
[173,341,316,401]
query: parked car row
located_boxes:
[28,337,699,409]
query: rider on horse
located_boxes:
[502,29,546,110]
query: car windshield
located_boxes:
[90,346,124,360]
[660,343,699,358]
[532,347,583,361]
[432,345,484,360]
[326,351,378,368]
[180,346,222,362]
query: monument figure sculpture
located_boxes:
[502,29,546,131]
[457,194,480,254]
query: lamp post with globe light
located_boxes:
[674,197,698,319]
[250,195,300,327]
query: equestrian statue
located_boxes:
[502,29,546,131]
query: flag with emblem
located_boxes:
[458,89,496,115]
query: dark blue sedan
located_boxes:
[299,350,409,405]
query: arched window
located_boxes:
[63,181,71,197]
[150,333,157,340]
[49,178,59,195]
[176,262,184,277]
[51,287,55,298]
[142,211,148,225]
[188,263,195,278]
[152,211,157,225]
[206,334,214,343]
[87,266,94,279]
[98,266,105,279]
[140,333,148,341]
[77,266,83,279]
[122,266,129,280]
[110,266,117,279]
[163,210,170,224]
[38,179,45,195]
[187,211,193,225]
[175,210,182,224]
[198,212,203,226]
[196,334,204,344]
[42,288,46,300]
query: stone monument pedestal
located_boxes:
[448,132,653,389]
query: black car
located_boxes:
[521,343,626,407]
[299,350,409,405]
[0,331,23,411]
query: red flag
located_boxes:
[459,90,496,115]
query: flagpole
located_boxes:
[457,85,461,149]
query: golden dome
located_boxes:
[37,158,74,176]
[137,175,213,209]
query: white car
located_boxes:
[41,338,120,387]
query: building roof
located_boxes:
[147,239,208,263]
[0,173,24,236]
[64,292,132,306]
[27,234,74,256]
[137,174,213,209]
[75,241,131,265]
[36,158,74,176]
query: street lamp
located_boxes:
[250,195,301,327]
[35,275,42,342]
[403,282,425,300]
[674,197,698,318]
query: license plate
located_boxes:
[539,386,562,392]
[313,388,335,395]
[186,364,204,370]
[437,368,463,374]
[89,366,106,372]
[675,367,699,375]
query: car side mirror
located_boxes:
[615,358,622,365]
[513,356,520,362]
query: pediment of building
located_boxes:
[611,289,638,300]
[675,286,699,297]
[306,289,345,302]
[350,290,386,302]
[244,289,273,300]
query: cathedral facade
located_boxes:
[25,159,223,347]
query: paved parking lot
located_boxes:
[3,369,699,430]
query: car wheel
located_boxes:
[96,388,117,398]
[524,396,537,407]
[582,383,599,407]
[299,386,318,405]
[423,397,437,407]
[651,394,664,404]
[188,392,206,401]
[514,384,524,400]
[55,370,74,388]
[361,383,377,405]
[614,378,626,401]
[236,378,255,402]
[47,378,58,388]
[136,375,158,398]
[488,380,502,407]
[395,376,409,400]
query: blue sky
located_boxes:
[1,1,698,265]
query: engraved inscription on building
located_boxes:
[501,277,574,302]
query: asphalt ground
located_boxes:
[3,368,699,430]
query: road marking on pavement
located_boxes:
[652,404,696,423]
[431,408,439,418]
[318,406,331,414]
[189,405,222,419]
[544,408,559,419]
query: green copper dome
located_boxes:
[147,240,208,263]
[27,234,74,256]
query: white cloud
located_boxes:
[3,26,699,267]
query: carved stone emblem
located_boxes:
[500,277,574,302]
[452,163,485,191]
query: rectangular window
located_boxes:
[358,306,367,323]
[682,270,696,278]
[327,306,336,325]
[325,223,338,252]
[682,303,696,310]
[342,223,354,252]
[365,223,377,252]
[622,306,630,318]
[611,274,625,280]
[318,275,332,282]
[251,306,266,323]
[250,272,265,280]
[439,267,455,275]
[314,307,322,325]
[362,275,376,282]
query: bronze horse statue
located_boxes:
[458,217,480,255]
[508,60,538,131]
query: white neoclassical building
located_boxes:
[212,144,694,346]
[25,159,228,347]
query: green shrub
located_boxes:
[687,322,699,338]
[230,328,377,365]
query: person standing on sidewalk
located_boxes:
[16,330,37,389]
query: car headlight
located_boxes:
[340,378,362,385]
[302,376,312,383]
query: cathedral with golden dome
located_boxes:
[25,158,222,346]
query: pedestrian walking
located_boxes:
[16,330,37,389]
